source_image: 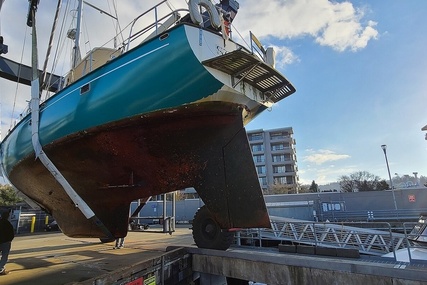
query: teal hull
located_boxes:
[1,24,223,174]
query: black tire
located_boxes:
[99,237,115,243]
[192,205,233,250]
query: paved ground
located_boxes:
[0,225,194,285]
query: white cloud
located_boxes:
[299,163,358,185]
[303,149,350,165]
[236,0,378,52]
[269,45,299,68]
[315,17,378,52]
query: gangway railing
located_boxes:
[237,216,421,258]
[402,221,427,263]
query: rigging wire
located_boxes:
[40,0,62,96]
[111,0,124,47]
[9,26,29,131]
[82,13,91,54]
[44,0,72,100]
[231,21,251,50]
[80,0,122,54]
[106,0,122,48]
[44,0,124,100]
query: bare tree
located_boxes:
[298,183,310,193]
[338,171,388,192]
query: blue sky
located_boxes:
[0,0,426,185]
[242,0,427,185]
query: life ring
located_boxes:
[188,0,221,29]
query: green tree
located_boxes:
[0,184,23,206]
[309,180,319,193]
[338,171,387,192]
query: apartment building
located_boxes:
[247,127,299,193]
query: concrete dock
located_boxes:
[0,226,195,285]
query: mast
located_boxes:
[72,0,82,69]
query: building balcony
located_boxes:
[271,148,295,154]
[248,138,264,144]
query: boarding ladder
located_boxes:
[238,216,418,256]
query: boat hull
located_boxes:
[2,25,224,171]
[7,102,270,237]
[0,23,285,238]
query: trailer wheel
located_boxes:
[192,205,233,250]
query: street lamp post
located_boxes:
[381,145,397,210]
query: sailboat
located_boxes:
[0,0,295,250]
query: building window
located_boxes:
[248,133,263,141]
[256,166,266,174]
[273,176,295,185]
[251,144,264,152]
[253,155,265,163]
[272,153,292,161]
[272,154,285,162]
[258,177,267,186]
[274,176,287,184]
[285,165,294,172]
[271,143,290,151]
[271,143,284,151]
[273,165,285,173]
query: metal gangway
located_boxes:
[237,216,420,257]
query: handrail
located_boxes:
[236,217,422,260]
[403,222,427,263]
[124,0,189,51]
[125,9,188,50]
[126,0,168,51]
[249,31,266,62]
